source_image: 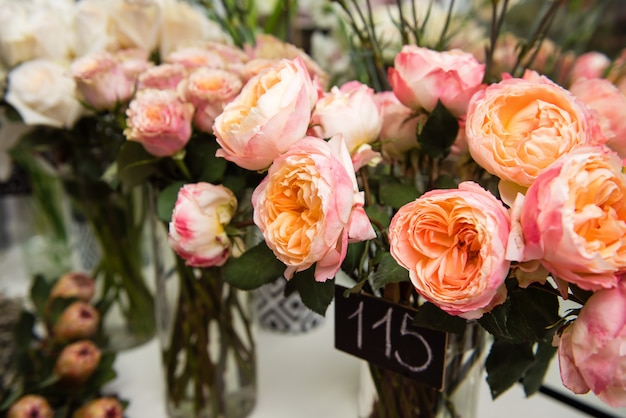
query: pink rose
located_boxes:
[388,181,510,319]
[164,46,227,71]
[570,78,626,160]
[70,51,137,110]
[388,45,485,117]
[124,88,194,157]
[568,51,611,84]
[251,135,375,282]
[374,91,420,162]
[308,81,382,167]
[137,63,188,91]
[49,272,95,302]
[178,67,243,133]
[508,147,626,291]
[557,281,626,407]
[213,57,317,171]
[53,301,100,342]
[7,395,53,418]
[169,182,238,267]
[54,340,101,384]
[466,71,598,203]
[72,397,124,418]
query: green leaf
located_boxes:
[184,137,227,183]
[418,101,459,159]
[485,340,535,399]
[116,142,158,187]
[412,302,467,334]
[371,252,409,291]
[14,311,35,349]
[284,268,334,316]
[223,242,285,290]
[156,181,187,222]
[87,352,117,390]
[364,204,391,229]
[341,241,366,275]
[522,341,558,396]
[30,275,52,318]
[379,183,419,210]
[433,174,459,189]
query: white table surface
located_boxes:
[2,241,626,418]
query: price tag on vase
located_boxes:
[334,285,448,390]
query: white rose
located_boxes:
[156,0,231,58]
[0,1,75,67]
[5,59,84,128]
[109,0,161,53]
[73,0,117,55]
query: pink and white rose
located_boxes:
[137,63,188,91]
[251,135,375,282]
[169,182,238,267]
[388,181,510,319]
[557,281,626,407]
[388,45,485,117]
[374,91,420,162]
[507,147,626,291]
[124,88,194,157]
[213,57,317,171]
[568,51,611,84]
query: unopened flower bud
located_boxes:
[54,340,101,384]
[49,272,96,302]
[53,301,100,342]
[72,397,123,418]
[7,395,53,418]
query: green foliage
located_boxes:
[417,101,459,160]
[485,340,535,399]
[284,268,335,316]
[378,183,420,210]
[371,252,409,291]
[116,142,158,187]
[156,181,187,223]
[411,302,467,335]
[222,241,285,290]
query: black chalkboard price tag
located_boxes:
[334,285,448,390]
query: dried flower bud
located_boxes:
[54,340,101,384]
[72,397,123,418]
[7,395,53,418]
[53,302,100,342]
[49,272,96,302]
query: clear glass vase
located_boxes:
[357,321,485,418]
[155,225,257,418]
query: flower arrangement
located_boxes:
[1,0,626,417]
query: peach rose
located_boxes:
[466,71,597,203]
[569,77,626,160]
[124,88,194,157]
[137,63,188,91]
[557,281,626,407]
[507,147,626,291]
[70,51,136,110]
[251,135,375,282]
[54,340,101,384]
[388,45,485,117]
[169,182,238,267]
[308,81,382,167]
[53,301,100,342]
[72,397,124,418]
[177,67,243,133]
[213,57,317,171]
[49,272,95,302]
[388,181,510,319]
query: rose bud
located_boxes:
[54,340,102,384]
[72,397,123,418]
[49,272,96,302]
[7,395,53,418]
[53,301,100,342]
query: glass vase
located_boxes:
[357,321,485,418]
[155,227,257,418]
[63,179,157,350]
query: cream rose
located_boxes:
[466,71,598,203]
[507,147,626,291]
[389,181,510,319]
[5,59,83,128]
[251,135,375,282]
[169,182,238,267]
[213,57,317,171]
